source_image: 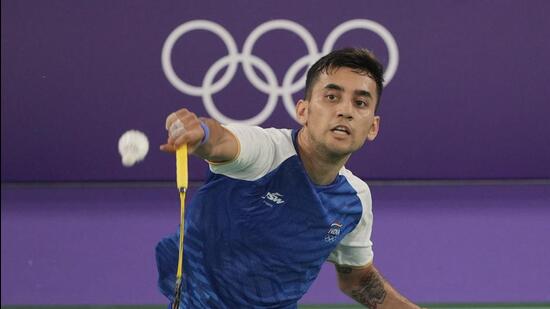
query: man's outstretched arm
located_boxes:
[336,263,422,309]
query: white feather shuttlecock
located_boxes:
[118,130,149,167]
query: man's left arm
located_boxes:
[335,263,422,309]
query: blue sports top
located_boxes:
[156,126,374,308]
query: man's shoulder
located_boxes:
[339,167,371,195]
[210,126,296,181]
[263,127,293,140]
[224,125,293,142]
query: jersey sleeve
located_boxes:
[208,125,295,181]
[327,170,374,267]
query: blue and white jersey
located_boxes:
[156,125,374,308]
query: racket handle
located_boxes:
[176,145,188,192]
[172,277,183,309]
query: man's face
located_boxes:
[296,67,380,157]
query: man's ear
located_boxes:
[367,116,380,141]
[295,99,308,126]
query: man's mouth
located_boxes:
[331,125,351,135]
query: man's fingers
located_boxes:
[165,112,178,130]
[160,143,176,153]
[174,134,196,149]
[163,108,203,151]
[169,119,185,139]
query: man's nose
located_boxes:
[337,100,354,120]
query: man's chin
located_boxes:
[325,144,356,158]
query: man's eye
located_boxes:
[356,100,367,107]
[326,95,337,101]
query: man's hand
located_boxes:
[161,108,206,154]
[160,108,239,163]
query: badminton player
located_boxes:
[156,48,422,308]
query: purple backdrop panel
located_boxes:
[0,186,182,304]
[2,184,549,305]
[304,184,550,304]
[2,0,550,181]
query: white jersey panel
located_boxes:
[327,168,374,267]
[209,125,296,181]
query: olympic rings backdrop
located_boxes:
[2,0,550,182]
[162,19,399,125]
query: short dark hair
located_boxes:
[304,48,384,112]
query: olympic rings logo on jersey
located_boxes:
[162,19,399,125]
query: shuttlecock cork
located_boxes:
[118,130,149,167]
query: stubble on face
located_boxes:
[305,103,356,158]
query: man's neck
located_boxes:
[297,129,350,186]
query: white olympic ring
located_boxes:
[162,19,399,125]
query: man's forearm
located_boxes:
[336,264,420,309]
[192,117,237,162]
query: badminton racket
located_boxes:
[172,144,188,309]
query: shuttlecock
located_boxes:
[118,130,149,167]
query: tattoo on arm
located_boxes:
[350,271,387,309]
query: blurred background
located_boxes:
[2,0,549,308]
